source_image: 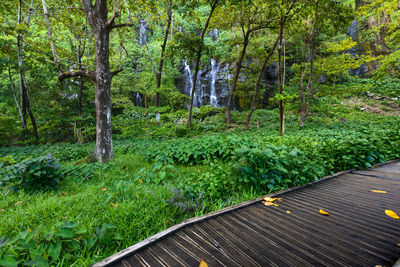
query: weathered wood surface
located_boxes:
[94,161,400,267]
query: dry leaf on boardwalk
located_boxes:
[370,190,387,194]
[286,211,291,214]
[385,210,399,220]
[319,209,329,216]
[199,259,208,267]
[262,197,282,206]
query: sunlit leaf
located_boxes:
[319,209,329,216]
[286,211,291,214]
[385,210,399,220]
[370,190,387,194]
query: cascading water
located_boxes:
[209,58,219,107]
[183,60,199,107]
[135,92,142,106]
[138,20,147,45]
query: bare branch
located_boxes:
[111,23,134,29]
[106,12,120,28]
[58,70,93,81]
[111,67,125,77]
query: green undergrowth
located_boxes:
[1,110,400,265]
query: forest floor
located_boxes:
[1,94,400,266]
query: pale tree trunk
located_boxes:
[303,0,320,124]
[155,1,173,107]
[324,77,336,125]
[187,1,218,127]
[226,32,249,126]
[92,28,113,162]
[298,64,307,127]
[277,17,285,136]
[245,37,278,130]
[6,54,25,129]
[18,0,38,143]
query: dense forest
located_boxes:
[0,0,400,265]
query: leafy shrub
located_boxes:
[1,154,61,191]
[195,105,224,120]
[182,163,238,199]
[142,134,254,164]
[0,221,118,267]
[174,125,189,137]
[235,146,325,191]
[168,188,205,213]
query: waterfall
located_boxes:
[209,58,219,107]
[135,92,143,106]
[139,20,147,45]
[182,60,199,107]
[210,29,220,42]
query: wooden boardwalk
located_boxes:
[94,161,400,267]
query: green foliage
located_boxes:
[0,117,17,146]
[235,146,324,191]
[182,163,237,199]
[0,221,118,267]
[142,134,253,164]
[1,155,61,191]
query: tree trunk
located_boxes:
[18,0,38,143]
[6,54,25,129]
[226,34,249,126]
[298,65,307,127]
[324,78,336,125]
[155,1,173,107]
[277,19,285,136]
[187,1,217,128]
[90,6,113,163]
[245,37,278,130]
[303,0,320,123]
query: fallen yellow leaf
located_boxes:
[397,243,400,247]
[0,209,4,212]
[319,209,329,216]
[102,188,107,191]
[199,260,208,267]
[14,201,22,206]
[370,190,387,194]
[286,211,291,214]
[139,179,143,184]
[385,210,399,220]
[263,197,282,202]
[263,201,274,206]
[273,204,279,207]
[111,203,119,208]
